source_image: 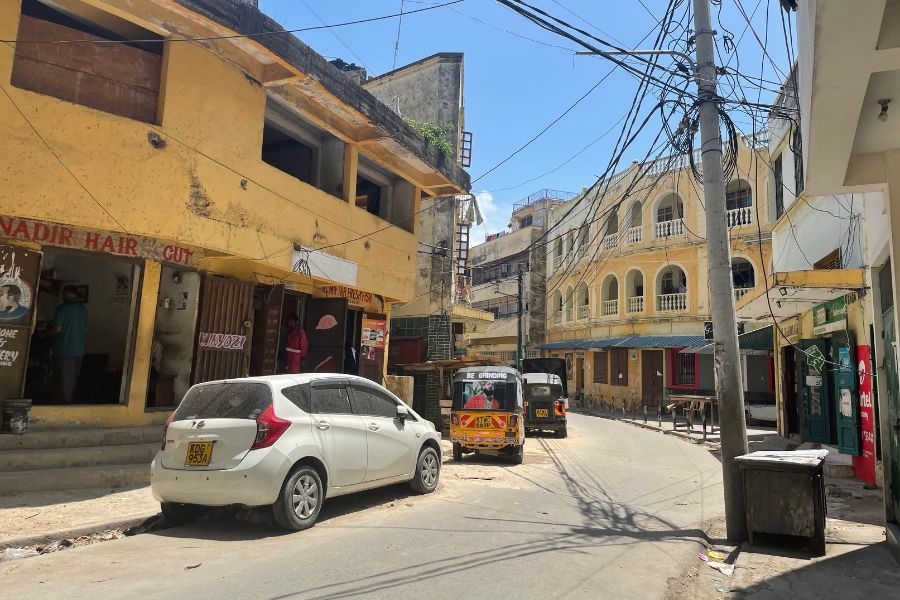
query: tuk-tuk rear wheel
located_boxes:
[510,445,524,465]
[452,442,463,461]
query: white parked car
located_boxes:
[151,374,441,530]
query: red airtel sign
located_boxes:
[0,216,195,266]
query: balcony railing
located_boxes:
[553,255,563,270]
[657,292,688,312]
[655,219,685,239]
[578,305,590,320]
[602,299,618,316]
[552,311,562,325]
[576,245,589,259]
[734,287,753,303]
[602,233,618,251]
[565,307,573,322]
[625,226,643,244]
[626,296,644,313]
[726,206,753,228]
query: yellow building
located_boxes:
[0,0,468,433]
[541,139,773,416]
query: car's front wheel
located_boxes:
[409,446,440,494]
[273,465,324,531]
[160,501,207,526]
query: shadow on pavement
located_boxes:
[145,482,424,543]
[259,434,718,600]
[0,484,148,510]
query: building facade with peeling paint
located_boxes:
[0,0,469,433]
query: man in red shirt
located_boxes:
[464,383,500,409]
[284,315,308,374]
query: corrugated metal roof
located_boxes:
[537,335,707,350]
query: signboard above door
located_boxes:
[813,297,848,335]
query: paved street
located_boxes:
[3,414,723,599]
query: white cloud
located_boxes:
[473,190,507,244]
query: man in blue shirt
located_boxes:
[51,286,88,403]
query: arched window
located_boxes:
[576,283,590,319]
[625,202,643,244]
[657,266,687,312]
[551,290,563,324]
[726,179,752,210]
[625,269,644,313]
[655,193,685,238]
[726,180,753,227]
[732,258,755,301]
[601,275,619,316]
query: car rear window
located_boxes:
[525,383,563,402]
[174,382,272,421]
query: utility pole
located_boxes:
[691,0,748,542]
[516,263,525,372]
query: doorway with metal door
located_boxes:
[641,350,664,410]
[800,338,832,444]
[192,276,254,384]
[782,346,801,437]
[883,305,900,521]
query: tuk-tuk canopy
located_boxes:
[452,367,522,412]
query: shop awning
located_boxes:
[735,269,867,322]
[681,325,774,355]
[537,335,707,351]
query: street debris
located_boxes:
[696,552,708,562]
[712,579,727,593]
[2,547,38,561]
[184,563,202,570]
[706,561,735,576]
[707,550,727,561]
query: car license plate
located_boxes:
[475,416,492,428]
[185,441,214,466]
[535,409,549,418]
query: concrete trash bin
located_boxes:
[735,450,829,556]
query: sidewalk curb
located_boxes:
[570,409,716,447]
[0,511,158,550]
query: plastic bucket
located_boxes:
[2,398,32,434]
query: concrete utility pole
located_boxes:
[691,0,748,542]
[516,263,525,372]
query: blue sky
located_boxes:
[259,0,792,241]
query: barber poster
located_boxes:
[0,244,41,327]
[853,345,876,485]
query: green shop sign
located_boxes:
[813,297,847,335]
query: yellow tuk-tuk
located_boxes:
[450,366,525,464]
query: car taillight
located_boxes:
[251,404,290,450]
[450,413,459,426]
[509,415,518,429]
[161,411,175,451]
[523,401,528,407]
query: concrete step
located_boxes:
[0,426,162,451]
[0,464,150,493]
[0,443,159,473]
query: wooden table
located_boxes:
[665,394,717,438]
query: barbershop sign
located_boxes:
[0,216,196,266]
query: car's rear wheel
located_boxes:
[274,465,324,531]
[452,442,463,461]
[160,502,207,526]
[410,446,440,494]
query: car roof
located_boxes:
[195,373,376,389]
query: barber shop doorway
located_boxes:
[25,249,141,405]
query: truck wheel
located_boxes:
[452,442,463,461]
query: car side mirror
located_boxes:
[396,404,409,420]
